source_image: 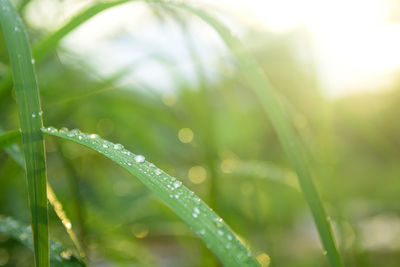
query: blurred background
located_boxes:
[1,0,400,266]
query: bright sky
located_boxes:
[202,0,400,97]
[27,0,400,98]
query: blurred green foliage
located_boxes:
[1,0,400,266]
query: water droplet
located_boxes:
[174,194,179,199]
[89,134,99,139]
[127,162,132,166]
[102,144,108,148]
[31,58,35,64]
[193,207,200,214]
[192,213,198,218]
[155,169,162,176]
[38,110,42,116]
[14,26,19,32]
[78,136,83,140]
[199,229,206,235]
[227,234,232,240]
[134,155,145,163]
[60,127,69,132]
[173,181,182,189]
[71,128,81,134]
[60,250,72,260]
[31,113,36,118]
[218,230,224,236]
[64,221,72,230]
[113,143,123,150]
[216,218,223,228]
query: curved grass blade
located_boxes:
[0,1,49,265]
[43,127,260,267]
[162,3,342,266]
[0,216,84,266]
[0,129,20,151]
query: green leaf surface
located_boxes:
[43,127,260,267]
[0,1,49,266]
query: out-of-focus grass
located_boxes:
[1,0,400,266]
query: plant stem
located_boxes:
[0,1,49,266]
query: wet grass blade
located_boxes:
[165,3,342,266]
[43,127,260,267]
[0,1,48,266]
[0,129,20,150]
[0,216,84,266]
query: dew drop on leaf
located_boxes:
[89,134,99,139]
[134,155,145,163]
[114,143,123,150]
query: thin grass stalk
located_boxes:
[0,1,48,266]
[165,3,342,266]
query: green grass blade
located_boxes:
[0,129,20,151]
[0,216,84,266]
[164,3,342,266]
[0,128,86,262]
[0,1,48,266]
[43,127,260,267]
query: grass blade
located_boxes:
[0,129,20,150]
[0,128,86,262]
[43,127,260,267]
[164,3,342,266]
[0,1,48,266]
[0,216,84,266]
